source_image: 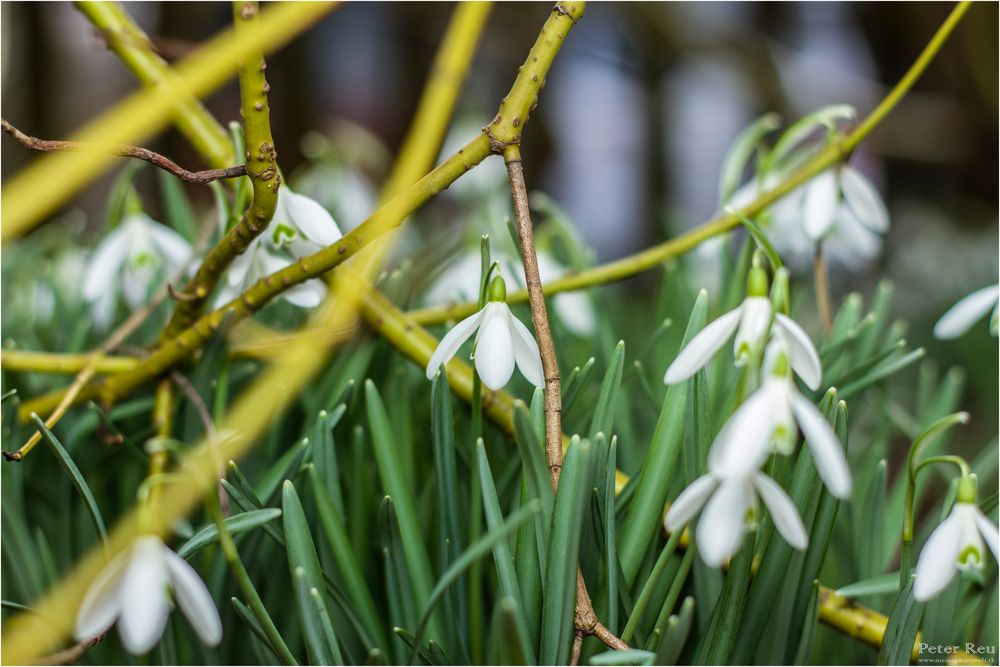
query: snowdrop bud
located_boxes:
[747,265,768,298]
[488,274,507,303]
[956,475,977,504]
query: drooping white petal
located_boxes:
[665,474,718,532]
[708,382,778,477]
[425,309,485,379]
[954,503,986,570]
[553,292,596,336]
[934,285,1000,340]
[163,548,223,646]
[83,228,129,301]
[697,477,754,568]
[91,288,118,331]
[664,305,743,384]
[227,236,261,288]
[802,171,838,240]
[753,472,808,550]
[281,189,343,246]
[118,538,171,654]
[146,222,193,269]
[504,306,544,388]
[789,392,851,499]
[475,304,516,390]
[972,505,1000,562]
[914,511,963,601]
[121,262,155,310]
[282,279,327,308]
[774,314,822,390]
[75,550,129,640]
[839,167,889,233]
[829,206,882,266]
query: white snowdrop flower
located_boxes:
[663,267,820,386]
[215,188,342,309]
[914,485,999,601]
[74,536,222,654]
[82,213,192,329]
[426,274,543,391]
[727,166,887,272]
[425,251,596,336]
[664,412,807,568]
[934,284,1000,340]
[717,337,852,498]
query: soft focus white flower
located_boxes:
[424,251,596,336]
[83,213,192,329]
[215,188,342,309]
[914,501,999,601]
[426,276,543,391]
[664,416,807,567]
[74,536,222,654]
[728,164,888,271]
[663,288,819,388]
[933,284,1000,340]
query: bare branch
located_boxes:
[1,118,246,184]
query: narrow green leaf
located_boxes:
[618,291,707,586]
[311,405,348,517]
[178,508,282,559]
[431,372,466,645]
[307,465,387,651]
[365,380,441,643]
[836,573,902,598]
[476,439,532,662]
[257,437,310,504]
[30,414,107,545]
[488,597,534,666]
[394,627,443,666]
[589,341,625,439]
[792,582,820,665]
[540,437,594,666]
[513,401,555,527]
[877,578,923,665]
[622,527,684,645]
[562,358,596,414]
[694,533,755,664]
[282,481,341,665]
[411,500,541,664]
[857,460,887,582]
[230,597,280,664]
[654,596,694,666]
[604,437,620,635]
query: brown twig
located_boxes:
[504,144,628,654]
[813,243,832,334]
[569,631,585,666]
[33,633,105,665]
[1,118,246,184]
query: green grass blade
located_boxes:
[618,291,707,586]
[588,340,625,439]
[282,481,342,665]
[539,437,594,666]
[512,401,555,527]
[366,380,442,645]
[30,413,107,545]
[307,465,387,651]
[178,508,282,559]
[488,597,534,666]
[792,582,820,665]
[654,596,694,666]
[411,500,541,664]
[877,577,923,665]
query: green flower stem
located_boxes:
[900,411,970,588]
[406,0,974,327]
[159,1,281,339]
[205,488,298,664]
[74,1,234,169]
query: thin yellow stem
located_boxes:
[406,0,975,327]
[1,350,138,374]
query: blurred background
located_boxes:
[2,2,998,423]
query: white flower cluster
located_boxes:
[662,267,851,567]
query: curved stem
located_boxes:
[407,0,975,327]
[159,0,281,339]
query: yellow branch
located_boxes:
[1,350,138,374]
[2,1,336,242]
